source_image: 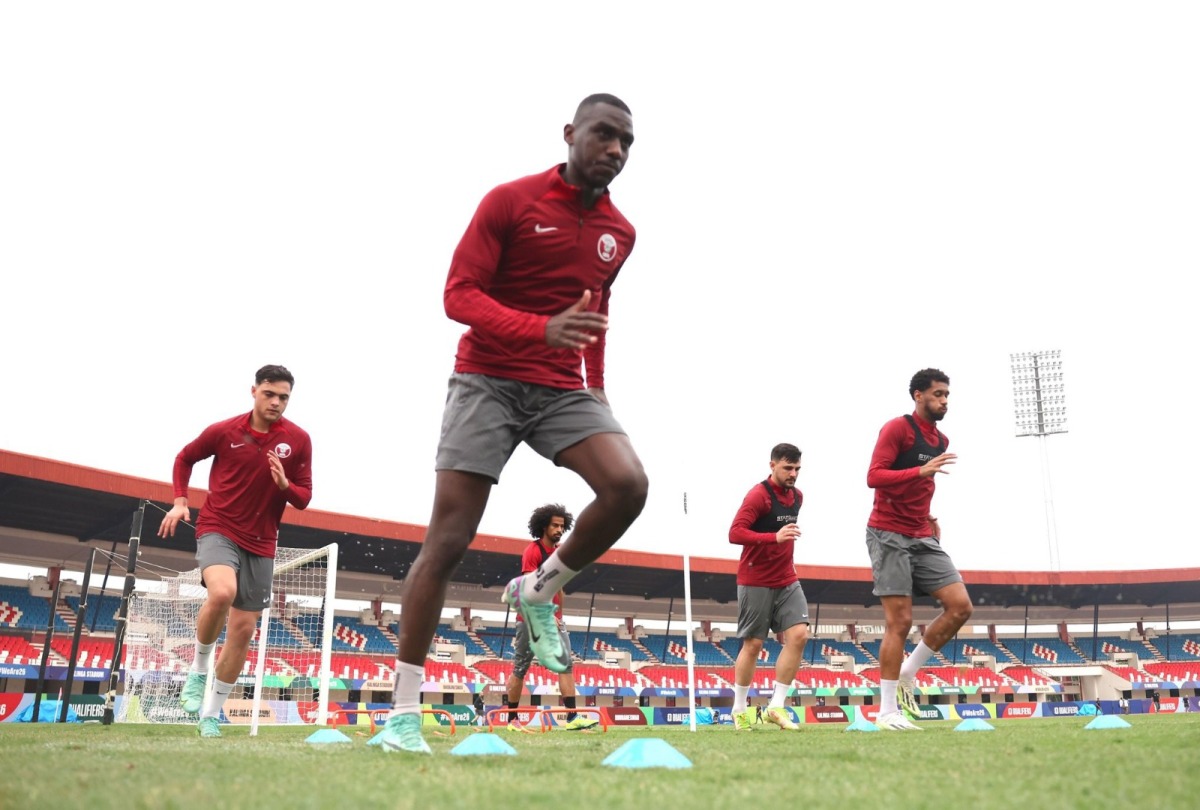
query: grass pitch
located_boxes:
[1,715,1196,809]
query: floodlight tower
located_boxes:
[1010,350,1067,570]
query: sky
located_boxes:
[2,2,1198,579]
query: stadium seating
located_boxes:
[809,638,872,665]
[432,624,491,657]
[1005,637,1086,665]
[1153,633,1200,661]
[858,639,917,663]
[1081,635,1161,663]
[920,665,1009,687]
[569,630,644,661]
[0,585,70,632]
[570,663,646,688]
[637,665,734,689]
[716,636,782,665]
[939,638,1012,664]
[795,667,870,688]
[62,594,122,633]
[1000,666,1055,685]
[1144,661,1200,682]
[50,636,115,669]
[472,659,573,687]
[0,634,45,665]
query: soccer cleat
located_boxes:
[897,678,921,719]
[501,576,570,673]
[876,710,923,731]
[733,709,753,731]
[564,715,599,731]
[765,707,799,731]
[506,721,534,734]
[179,672,207,715]
[197,717,221,738]
[378,713,432,754]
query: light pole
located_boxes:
[1010,350,1067,570]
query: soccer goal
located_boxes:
[116,543,339,733]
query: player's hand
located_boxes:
[157,502,190,538]
[776,523,801,544]
[268,451,289,491]
[588,387,610,406]
[928,516,941,540]
[919,452,956,478]
[545,291,608,350]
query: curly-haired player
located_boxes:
[501,504,597,731]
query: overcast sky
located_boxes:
[2,3,1197,578]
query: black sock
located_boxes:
[564,696,577,723]
[506,700,519,724]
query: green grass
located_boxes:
[1,715,1197,810]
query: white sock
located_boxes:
[900,640,935,680]
[769,680,790,709]
[388,660,425,716]
[191,640,215,673]
[880,679,898,714]
[520,551,579,605]
[200,677,235,720]
[733,684,750,713]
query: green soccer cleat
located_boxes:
[197,717,221,738]
[377,713,432,755]
[765,707,799,731]
[733,709,753,731]
[180,672,207,715]
[501,576,570,674]
[564,715,599,731]
[897,678,921,719]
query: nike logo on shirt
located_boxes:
[534,224,558,233]
[230,443,245,448]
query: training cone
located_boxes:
[844,717,880,732]
[306,728,353,744]
[1085,715,1131,730]
[954,718,995,732]
[602,738,692,769]
[449,733,518,756]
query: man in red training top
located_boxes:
[502,504,598,732]
[728,443,809,732]
[866,368,972,731]
[380,94,648,755]
[157,364,313,739]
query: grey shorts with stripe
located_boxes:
[865,526,963,598]
[195,533,274,611]
[737,581,810,639]
[435,372,626,483]
[511,620,574,678]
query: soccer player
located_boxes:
[378,94,648,754]
[727,443,810,732]
[157,365,313,738]
[502,504,599,732]
[866,368,972,731]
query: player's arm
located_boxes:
[582,271,618,395]
[520,544,540,576]
[158,426,218,538]
[443,188,552,344]
[866,420,921,488]
[272,438,312,509]
[729,487,789,545]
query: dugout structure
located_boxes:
[116,543,339,733]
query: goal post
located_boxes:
[116,543,339,729]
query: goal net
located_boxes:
[116,543,339,731]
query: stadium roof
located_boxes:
[2,448,1199,627]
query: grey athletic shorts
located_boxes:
[196,533,274,612]
[511,619,573,678]
[435,372,626,483]
[865,526,963,598]
[737,581,810,639]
